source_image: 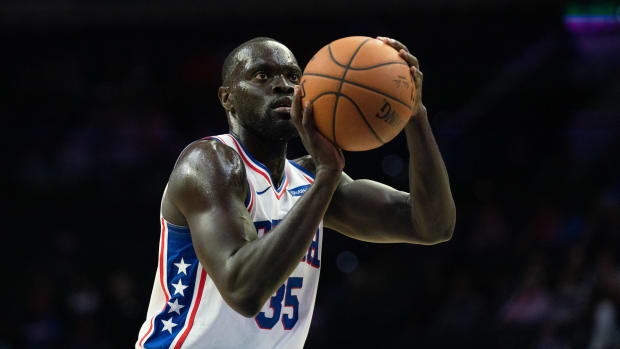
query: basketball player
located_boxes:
[136,36,455,348]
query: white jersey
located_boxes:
[136,133,322,349]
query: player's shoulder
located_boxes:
[290,155,316,176]
[170,138,247,191]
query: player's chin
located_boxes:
[278,120,299,141]
[271,119,298,141]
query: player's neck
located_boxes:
[231,128,288,188]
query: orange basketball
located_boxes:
[300,36,416,151]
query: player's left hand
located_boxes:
[376,36,426,120]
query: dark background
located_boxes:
[3,0,620,348]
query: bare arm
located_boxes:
[322,37,455,244]
[165,86,344,318]
[323,108,455,244]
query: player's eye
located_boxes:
[254,71,268,81]
[290,73,300,83]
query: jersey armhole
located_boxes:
[288,159,315,182]
[201,135,253,210]
[244,180,255,213]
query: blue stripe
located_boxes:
[256,186,271,195]
[228,133,273,177]
[144,224,198,348]
[288,160,315,179]
[275,170,287,194]
[244,181,252,207]
[204,136,225,144]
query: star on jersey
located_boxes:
[161,317,178,334]
[167,298,185,315]
[172,279,188,297]
[174,258,191,276]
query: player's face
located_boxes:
[231,41,302,141]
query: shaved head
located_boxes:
[221,37,281,86]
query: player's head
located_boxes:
[218,37,301,142]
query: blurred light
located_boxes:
[381,154,404,177]
[564,2,620,34]
[67,289,101,315]
[336,251,359,273]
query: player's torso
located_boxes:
[136,133,322,349]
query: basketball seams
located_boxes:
[332,38,372,148]
[327,45,347,68]
[303,72,412,111]
[325,45,408,71]
[337,94,385,145]
[349,61,408,71]
[308,91,385,146]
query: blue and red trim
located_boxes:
[203,135,258,208]
[139,217,172,348]
[246,181,255,212]
[202,135,224,143]
[141,221,205,348]
[227,134,289,199]
[173,269,207,349]
[288,160,315,184]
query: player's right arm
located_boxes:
[164,99,342,318]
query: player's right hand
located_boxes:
[291,85,345,176]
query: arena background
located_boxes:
[3,0,620,347]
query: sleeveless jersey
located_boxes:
[136,133,322,349]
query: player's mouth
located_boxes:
[271,97,292,114]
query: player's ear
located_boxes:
[218,86,234,112]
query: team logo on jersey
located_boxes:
[288,185,310,196]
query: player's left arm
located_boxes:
[326,37,455,244]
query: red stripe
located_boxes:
[174,270,208,349]
[138,318,154,348]
[227,135,272,185]
[201,135,225,144]
[227,134,290,200]
[139,218,170,347]
[274,176,289,200]
[247,188,254,212]
[303,175,314,184]
[159,218,171,301]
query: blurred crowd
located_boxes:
[4,3,620,348]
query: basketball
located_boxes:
[300,36,416,151]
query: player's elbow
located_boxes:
[434,204,456,243]
[412,203,456,245]
[235,301,263,318]
[225,291,264,318]
[435,220,455,243]
[225,280,269,318]
[414,227,452,245]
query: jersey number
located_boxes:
[255,277,303,330]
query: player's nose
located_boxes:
[272,74,294,94]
